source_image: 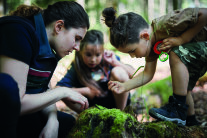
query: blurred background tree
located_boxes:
[1,0,207,85]
[1,0,207,121]
[1,0,207,46]
[1,0,207,33]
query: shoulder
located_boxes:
[0,16,35,30]
[0,16,36,42]
[0,16,38,65]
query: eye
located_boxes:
[96,53,101,57]
[85,53,92,57]
[128,49,136,54]
[75,36,82,42]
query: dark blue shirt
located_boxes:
[0,13,58,94]
[57,56,120,88]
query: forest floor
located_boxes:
[52,54,207,136]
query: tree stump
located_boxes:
[68,105,207,138]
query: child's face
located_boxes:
[82,44,103,68]
[117,39,149,58]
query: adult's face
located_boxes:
[50,20,87,58]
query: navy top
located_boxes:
[57,56,120,88]
[0,13,58,94]
[56,56,132,109]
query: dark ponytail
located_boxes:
[102,7,149,48]
[102,7,116,28]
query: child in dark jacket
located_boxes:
[57,30,134,111]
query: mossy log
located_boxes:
[68,105,207,138]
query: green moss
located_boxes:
[68,105,139,137]
[68,107,206,138]
[141,121,182,138]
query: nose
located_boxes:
[91,56,96,62]
[129,53,136,58]
[73,44,80,51]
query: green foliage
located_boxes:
[68,107,207,138]
[6,0,22,13]
[144,121,180,138]
[32,0,70,8]
[133,76,173,105]
[68,105,139,137]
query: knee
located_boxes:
[110,67,129,82]
[0,73,20,109]
[169,51,180,67]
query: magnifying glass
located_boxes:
[153,40,169,62]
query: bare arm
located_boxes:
[71,87,91,96]
[39,104,59,138]
[124,59,157,90]
[179,8,207,44]
[108,59,157,94]
[0,55,88,115]
[159,8,207,51]
[56,86,101,99]
[41,104,57,119]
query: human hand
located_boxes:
[108,81,126,94]
[159,37,183,52]
[63,88,89,111]
[39,118,59,138]
[103,50,118,66]
[85,87,101,100]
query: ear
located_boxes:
[139,31,150,40]
[54,20,65,34]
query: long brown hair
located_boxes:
[74,30,105,92]
[9,4,42,19]
[9,1,90,29]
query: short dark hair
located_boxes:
[102,7,148,48]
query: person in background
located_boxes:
[0,1,90,138]
[102,7,207,126]
[56,30,135,112]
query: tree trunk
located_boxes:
[3,0,7,15]
[68,106,207,137]
[148,0,154,22]
[167,0,173,13]
[143,0,148,23]
[194,0,200,7]
[159,0,166,16]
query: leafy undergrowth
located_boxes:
[68,105,207,138]
[132,76,173,105]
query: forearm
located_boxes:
[180,8,207,44]
[20,87,68,115]
[71,87,90,96]
[56,86,90,96]
[124,70,153,91]
[124,60,156,91]
[41,104,57,119]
